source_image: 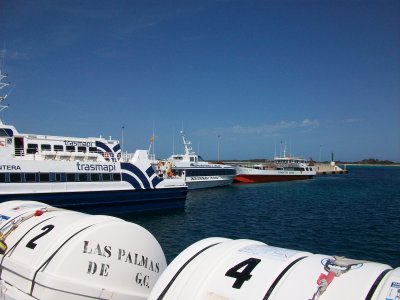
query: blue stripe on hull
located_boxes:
[122,173,143,189]
[152,176,162,187]
[121,163,151,189]
[0,188,187,214]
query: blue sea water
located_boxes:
[125,166,400,267]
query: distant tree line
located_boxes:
[355,158,395,165]
[213,158,398,164]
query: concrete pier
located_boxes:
[314,162,349,175]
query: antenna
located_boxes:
[172,127,175,155]
[121,126,125,154]
[217,135,221,162]
[0,61,10,125]
[148,122,156,160]
[180,131,194,155]
[152,121,156,159]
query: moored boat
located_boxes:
[0,68,187,213]
[156,131,236,190]
[234,147,316,183]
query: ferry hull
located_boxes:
[234,174,314,183]
[186,176,234,190]
[0,187,187,214]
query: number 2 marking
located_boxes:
[26,224,55,249]
[225,258,261,289]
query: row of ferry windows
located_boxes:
[276,167,313,171]
[26,144,98,154]
[0,172,121,183]
[185,169,236,176]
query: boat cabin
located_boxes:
[0,124,120,162]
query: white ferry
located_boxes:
[157,131,236,190]
[0,69,187,213]
[234,146,316,183]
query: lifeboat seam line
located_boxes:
[30,224,95,296]
[156,242,221,300]
[263,256,307,300]
[0,216,55,278]
[365,268,392,300]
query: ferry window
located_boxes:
[27,143,38,154]
[51,173,63,182]
[10,173,22,183]
[190,157,195,162]
[77,146,86,153]
[112,173,121,181]
[89,147,97,153]
[41,144,51,151]
[0,173,6,183]
[55,173,61,182]
[0,129,9,137]
[66,173,76,182]
[91,173,100,182]
[78,173,88,182]
[39,173,50,182]
[54,145,64,152]
[66,145,75,152]
[102,173,111,181]
[25,173,36,182]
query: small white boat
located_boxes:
[157,131,236,190]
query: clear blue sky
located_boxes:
[1,0,399,162]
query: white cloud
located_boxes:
[301,119,319,127]
[196,119,320,136]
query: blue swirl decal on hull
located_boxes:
[96,141,122,162]
[121,163,151,189]
[121,163,162,189]
[152,176,162,187]
[113,144,121,160]
[113,144,121,153]
[146,166,155,177]
[121,173,142,189]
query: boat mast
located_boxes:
[148,121,156,160]
[180,131,195,155]
[0,65,10,125]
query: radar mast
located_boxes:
[0,64,10,125]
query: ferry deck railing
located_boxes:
[13,148,136,162]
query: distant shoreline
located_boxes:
[340,163,400,167]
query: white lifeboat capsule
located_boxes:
[148,237,312,300]
[148,237,395,300]
[0,201,167,300]
[370,267,400,300]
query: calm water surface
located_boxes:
[122,166,400,267]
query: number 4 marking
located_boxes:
[225,258,261,289]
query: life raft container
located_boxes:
[148,237,400,300]
[0,200,167,300]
